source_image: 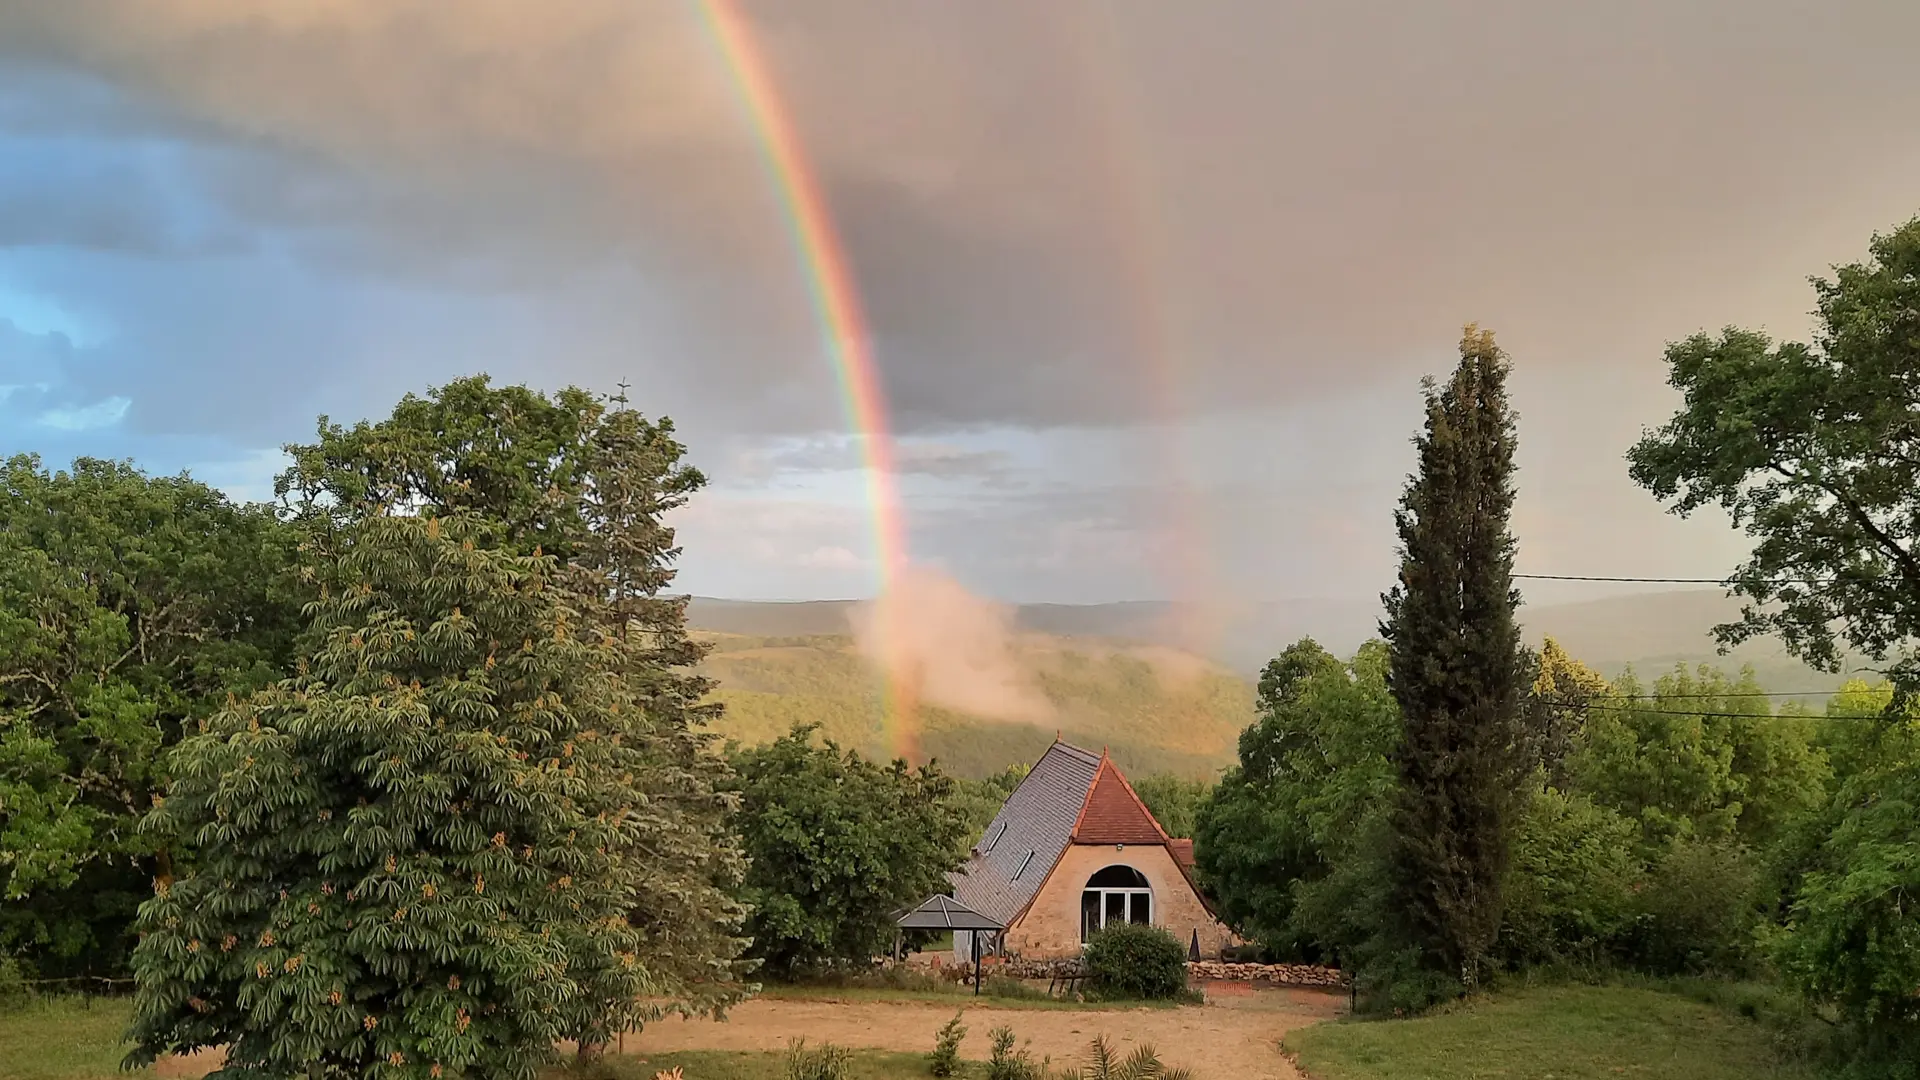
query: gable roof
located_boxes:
[949,740,1102,925]
[1071,756,1173,845]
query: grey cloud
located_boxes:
[725,435,1025,487]
[6,0,1918,440]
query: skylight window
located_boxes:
[1013,850,1036,881]
[983,823,1008,853]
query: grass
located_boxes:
[0,996,148,1079]
[0,986,1166,1080]
[1284,983,1819,1080]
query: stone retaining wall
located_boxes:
[1186,960,1347,987]
[996,956,1346,988]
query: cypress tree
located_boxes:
[1378,325,1526,993]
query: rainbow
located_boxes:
[696,0,919,760]
[1050,9,1223,653]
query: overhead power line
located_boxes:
[1587,690,1850,700]
[1514,573,1730,583]
[1514,572,1902,584]
[1538,698,1890,721]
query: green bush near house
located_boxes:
[1082,923,1189,1000]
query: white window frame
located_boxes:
[1080,879,1153,942]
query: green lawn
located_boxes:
[0,997,149,1080]
[1284,984,1818,1080]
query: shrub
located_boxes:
[1500,787,1641,967]
[786,1039,852,1080]
[0,953,25,1011]
[983,975,1045,1000]
[1056,1035,1194,1080]
[930,1011,967,1078]
[1083,924,1189,1000]
[1626,839,1765,975]
[987,1027,1046,1080]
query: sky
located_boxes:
[2,0,1918,611]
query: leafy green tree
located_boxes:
[1378,325,1527,992]
[728,726,971,977]
[0,455,297,978]
[1519,637,1611,786]
[1629,216,1920,1056]
[1498,787,1641,968]
[1255,638,1345,715]
[1776,714,1920,1047]
[127,512,655,1077]
[1571,664,1826,854]
[1194,639,1397,959]
[1130,774,1211,840]
[1627,215,1920,695]
[127,378,748,1075]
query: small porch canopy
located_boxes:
[894,894,1004,995]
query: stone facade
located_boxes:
[1002,842,1235,960]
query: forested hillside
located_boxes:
[689,590,1854,778]
[696,631,1252,778]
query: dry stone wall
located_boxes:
[1186,960,1347,987]
[998,956,1346,988]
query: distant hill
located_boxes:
[687,589,1856,778]
[694,630,1252,780]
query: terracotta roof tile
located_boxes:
[1167,838,1195,868]
[1071,757,1170,845]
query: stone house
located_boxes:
[949,738,1235,963]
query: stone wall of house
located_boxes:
[1003,842,1235,960]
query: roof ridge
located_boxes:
[1102,757,1174,844]
[1070,756,1174,846]
[1050,739,1102,763]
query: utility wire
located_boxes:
[1538,698,1888,721]
[1514,572,1900,584]
[1514,573,1731,583]
[1581,690,1854,700]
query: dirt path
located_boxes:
[622,985,1345,1080]
[152,985,1344,1079]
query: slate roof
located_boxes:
[948,740,1102,925]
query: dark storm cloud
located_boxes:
[4,0,1917,444]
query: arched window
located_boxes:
[1080,865,1152,942]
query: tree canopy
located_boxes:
[728,726,972,977]
[1628,216,1920,691]
[0,455,298,978]
[124,378,748,1077]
